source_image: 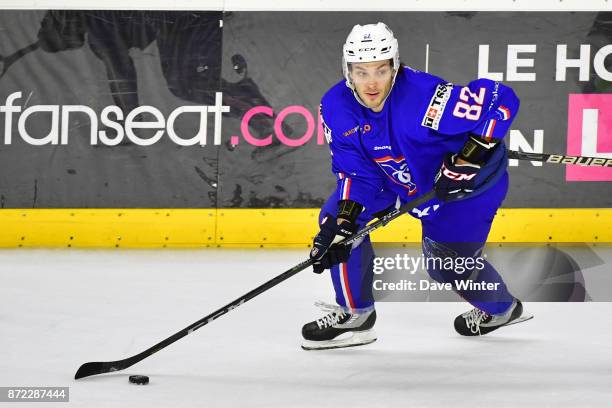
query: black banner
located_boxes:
[0,11,611,208]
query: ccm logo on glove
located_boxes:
[439,164,477,181]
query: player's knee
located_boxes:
[422,237,481,283]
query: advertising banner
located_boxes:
[0,11,611,208]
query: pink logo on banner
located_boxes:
[233,105,325,147]
[567,94,612,181]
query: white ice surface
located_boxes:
[1,249,611,408]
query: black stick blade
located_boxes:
[74,360,128,379]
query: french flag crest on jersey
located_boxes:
[374,156,418,195]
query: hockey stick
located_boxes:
[507,150,612,167]
[74,190,437,380]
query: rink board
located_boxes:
[0,11,610,247]
[0,208,610,247]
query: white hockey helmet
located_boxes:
[342,22,400,104]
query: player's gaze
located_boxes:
[349,62,394,83]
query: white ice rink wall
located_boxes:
[0,0,611,11]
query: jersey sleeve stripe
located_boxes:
[341,178,352,200]
[498,105,511,120]
[484,119,497,139]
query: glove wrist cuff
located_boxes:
[337,199,363,223]
[458,134,499,165]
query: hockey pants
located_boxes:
[319,173,514,315]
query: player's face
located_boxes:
[349,60,394,112]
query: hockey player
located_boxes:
[302,22,524,350]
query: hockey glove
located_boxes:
[310,214,358,274]
[434,153,480,202]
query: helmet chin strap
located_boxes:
[348,68,399,110]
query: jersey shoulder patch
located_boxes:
[420,82,454,131]
[421,78,504,135]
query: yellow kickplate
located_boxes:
[0,208,609,248]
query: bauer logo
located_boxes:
[421,83,453,130]
[566,94,612,181]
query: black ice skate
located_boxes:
[454,299,532,336]
[302,302,377,350]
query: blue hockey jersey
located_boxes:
[320,66,520,215]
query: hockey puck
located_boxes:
[128,375,149,385]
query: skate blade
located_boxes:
[503,314,534,327]
[301,329,377,351]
